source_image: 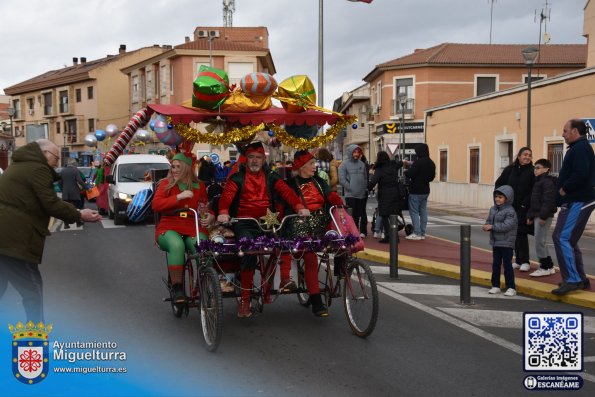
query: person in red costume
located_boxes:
[281,150,344,316]
[152,153,214,304]
[217,142,310,318]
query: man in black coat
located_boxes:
[404,143,436,240]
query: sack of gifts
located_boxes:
[283,210,329,239]
[329,207,364,253]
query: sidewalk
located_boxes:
[357,201,595,309]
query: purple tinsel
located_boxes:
[197,233,360,254]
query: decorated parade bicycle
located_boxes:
[100,68,377,351]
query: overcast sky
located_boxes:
[0,0,587,108]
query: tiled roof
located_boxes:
[175,40,268,52]
[377,43,586,68]
[4,55,121,94]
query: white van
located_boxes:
[106,154,170,225]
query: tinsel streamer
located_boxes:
[173,120,265,145]
[197,234,360,254]
[270,114,356,149]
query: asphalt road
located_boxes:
[1,220,594,396]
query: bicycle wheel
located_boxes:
[343,259,378,338]
[296,259,310,307]
[199,266,223,352]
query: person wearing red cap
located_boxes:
[152,152,214,304]
[281,150,344,316]
[217,141,310,318]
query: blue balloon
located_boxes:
[149,120,156,131]
[268,130,274,137]
[94,129,106,142]
[167,123,174,130]
[352,123,358,129]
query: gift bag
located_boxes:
[85,186,100,200]
[329,207,364,253]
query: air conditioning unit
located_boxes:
[197,30,208,38]
[28,109,34,116]
[209,30,220,38]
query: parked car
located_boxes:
[106,154,170,225]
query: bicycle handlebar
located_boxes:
[220,213,303,234]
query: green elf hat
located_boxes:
[172,153,192,167]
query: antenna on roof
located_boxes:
[535,0,551,45]
[488,0,497,44]
[223,0,235,27]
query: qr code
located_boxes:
[524,313,583,371]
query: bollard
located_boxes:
[389,214,399,279]
[460,224,472,305]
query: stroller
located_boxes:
[371,179,412,236]
[395,179,413,235]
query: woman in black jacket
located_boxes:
[368,151,403,243]
[495,146,534,271]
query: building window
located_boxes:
[87,86,94,100]
[228,62,253,87]
[66,119,78,144]
[27,98,34,115]
[469,148,480,183]
[194,62,210,80]
[56,121,61,134]
[132,75,139,102]
[76,88,82,102]
[12,99,21,119]
[376,81,381,110]
[395,77,414,115]
[475,76,497,96]
[160,65,167,97]
[547,143,564,175]
[43,92,53,116]
[146,70,153,100]
[59,90,69,113]
[88,118,95,133]
[439,150,447,182]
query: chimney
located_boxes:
[80,57,87,64]
[73,57,78,66]
[119,44,126,54]
[185,36,190,43]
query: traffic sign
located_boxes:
[386,143,399,156]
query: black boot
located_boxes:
[310,294,328,317]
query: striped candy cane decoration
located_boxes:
[104,107,154,166]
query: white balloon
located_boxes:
[105,124,119,137]
[135,129,151,143]
[84,134,98,147]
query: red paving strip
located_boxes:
[362,232,593,291]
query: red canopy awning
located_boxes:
[147,104,342,127]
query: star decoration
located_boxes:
[260,208,280,228]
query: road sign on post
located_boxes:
[386,143,399,157]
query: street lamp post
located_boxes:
[521,46,539,149]
[7,107,15,154]
[397,92,408,165]
[367,121,375,162]
[7,107,15,138]
[208,35,216,67]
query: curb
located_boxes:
[357,248,595,310]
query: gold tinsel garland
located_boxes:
[169,114,356,149]
[174,120,265,145]
[270,115,356,149]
